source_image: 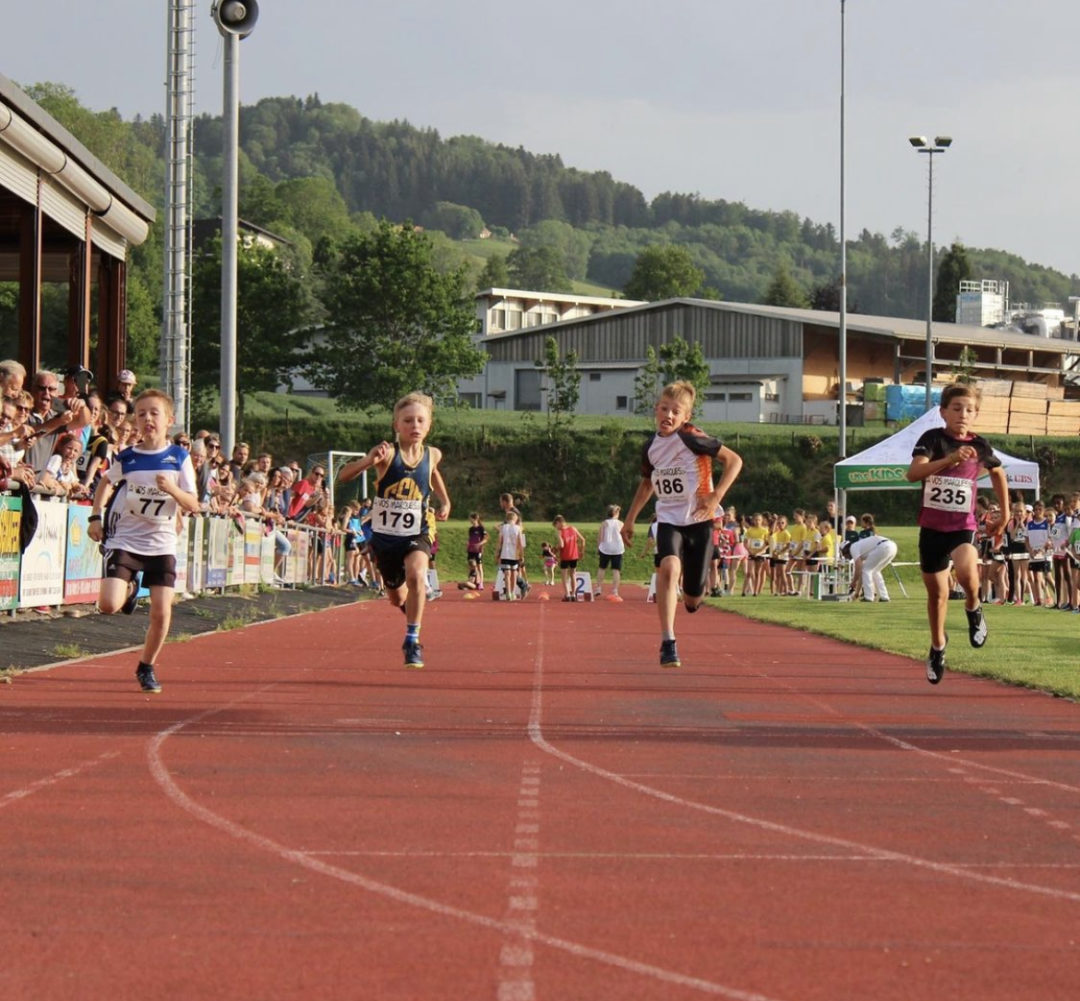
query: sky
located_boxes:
[6,0,1080,283]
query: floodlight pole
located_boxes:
[212,0,259,454]
[909,135,952,411]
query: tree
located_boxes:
[506,245,572,292]
[623,244,705,300]
[477,253,509,291]
[633,345,662,415]
[933,242,973,322]
[422,201,485,240]
[534,335,580,428]
[761,263,810,308]
[309,220,486,409]
[633,337,710,415]
[190,237,315,428]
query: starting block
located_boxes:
[573,571,594,602]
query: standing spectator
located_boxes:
[116,369,137,403]
[228,441,250,480]
[843,515,859,545]
[24,370,90,476]
[1,359,27,395]
[595,504,625,599]
[287,464,325,521]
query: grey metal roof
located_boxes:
[482,296,1079,356]
[0,72,155,222]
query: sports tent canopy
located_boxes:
[833,408,1040,494]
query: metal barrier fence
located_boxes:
[0,493,344,615]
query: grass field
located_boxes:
[421,521,1080,701]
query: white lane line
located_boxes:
[148,696,790,999]
[526,632,1080,905]
[1,751,119,810]
[497,760,542,1001]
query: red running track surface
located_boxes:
[2,586,1080,1001]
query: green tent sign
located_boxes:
[833,464,916,491]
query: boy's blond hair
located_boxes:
[660,380,696,411]
[393,392,434,419]
[134,387,176,415]
[940,382,981,410]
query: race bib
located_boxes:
[924,474,971,514]
[652,465,690,499]
[125,483,173,523]
[372,496,423,536]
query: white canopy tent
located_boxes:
[834,408,1040,494]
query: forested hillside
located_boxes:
[6,84,1079,382]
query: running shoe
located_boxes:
[966,604,988,648]
[136,664,162,694]
[403,640,424,669]
[926,639,946,685]
[659,639,681,668]
[121,579,140,615]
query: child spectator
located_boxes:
[466,512,489,590]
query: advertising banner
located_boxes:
[243,517,263,584]
[205,516,229,589]
[188,516,205,593]
[19,498,67,608]
[63,505,102,604]
[0,493,21,612]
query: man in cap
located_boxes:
[117,369,137,403]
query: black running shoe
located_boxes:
[121,579,140,615]
[926,643,946,685]
[659,639,681,668]
[966,605,987,648]
[136,664,162,693]
[403,640,424,669]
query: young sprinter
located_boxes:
[621,381,743,668]
[906,383,1009,685]
[87,389,200,693]
[337,392,450,668]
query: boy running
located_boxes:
[621,381,743,668]
[337,392,450,668]
[906,383,1009,685]
[87,389,200,694]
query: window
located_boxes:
[616,395,628,410]
[457,392,482,409]
[508,310,522,330]
[490,308,505,331]
[705,392,727,402]
[729,392,753,402]
[515,368,542,411]
[589,372,601,382]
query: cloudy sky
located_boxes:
[6,1,1080,280]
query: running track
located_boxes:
[3,588,1079,1001]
